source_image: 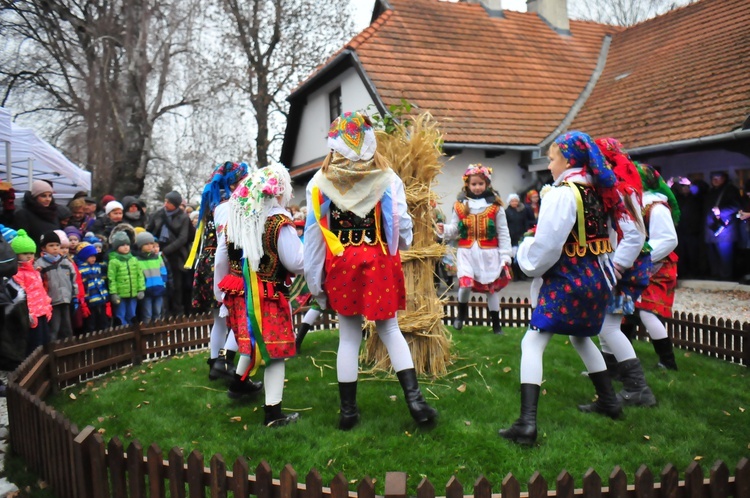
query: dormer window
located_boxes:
[329,87,342,123]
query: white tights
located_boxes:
[639,310,668,340]
[337,314,414,383]
[235,355,286,406]
[598,313,637,361]
[457,288,500,311]
[209,309,237,358]
[519,328,607,385]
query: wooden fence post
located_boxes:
[133,321,143,366]
[72,425,97,498]
[385,472,408,498]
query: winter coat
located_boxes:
[121,196,147,229]
[13,260,52,325]
[505,204,535,247]
[136,251,168,297]
[107,252,145,299]
[34,255,76,305]
[146,207,190,262]
[11,192,61,247]
[78,260,109,305]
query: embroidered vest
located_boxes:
[227,242,244,278]
[454,201,500,249]
[642,201,670,239]
[563,183,613,257]
[256,214,294,294]
[329,202,385,248]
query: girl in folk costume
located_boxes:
[220,164,305,427]
[593,138,657,407]
[187,161,250,382]
[304,111,437,430]
[500,131,623,446]
[437,165,512,334]
[634,162,680,370]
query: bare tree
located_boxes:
[214,0,355,168]
[0,0,204,197]
[569,0,695,26]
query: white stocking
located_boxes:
[224,329,238,352]
[639,310,668,340]
[519,328,552,385]
[337,314,364,382]
[303,308,322,326]
[209,309,228,358]
[487,292,501,312]
[457,287,471,304]
[570,335,607,374]
[598,314,636,361]
[264,360,285,406]
[374,317,414,373]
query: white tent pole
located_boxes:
[4,140,10,183]
[27,157,33,190]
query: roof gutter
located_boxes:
[442,142,540,152]
[628,129,750,156]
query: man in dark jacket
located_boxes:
[146,191,190,315]
[703,171,742,280]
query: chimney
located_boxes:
[463,0,504,18]
[527,0,570,34]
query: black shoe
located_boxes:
[499,384,539,445]
[396,368,438,424]
[296,322,313,354]
[652,338,678,370]
[489,310,503,335]
[209,350,235,381]
[227,374,263,399]
[338,382,360,430]
[578,370,624,418]
[263,403,300,427]
[453,302,468,330]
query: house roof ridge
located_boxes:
[347,9,393,51]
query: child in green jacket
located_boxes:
[107,231,145,325]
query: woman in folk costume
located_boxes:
[437,164,512,334]
[593,138,656,407]
[304,111,438,430]
[500,131,623,446]
[217,165,305,427]
[634,162,680,370]
[187,161,249,382]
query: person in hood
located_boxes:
[121,196,147,229]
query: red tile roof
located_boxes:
[571,0,750,149]
[349,0,618,145]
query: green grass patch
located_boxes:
[45,326,749,494]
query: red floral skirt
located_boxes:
[223,293,251,356]
[324,245,406,321]
[636,253,678,318]
[458,266,512,293]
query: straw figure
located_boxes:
[362,112,452,377]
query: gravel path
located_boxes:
[673,287,750,323]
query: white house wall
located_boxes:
[291,67,376,168]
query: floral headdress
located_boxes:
[226,164,293,271]
[327,111,377,162]
[462,164,493,184]
[595,138,643,200]
[635,162,681,225]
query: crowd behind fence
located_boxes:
[6,298,749,498]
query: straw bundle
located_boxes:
[362,112,453,377]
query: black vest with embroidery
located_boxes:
[227,241,244,277]
[256,214,294,291]
[329,202,385,248]
[563,183,613,257]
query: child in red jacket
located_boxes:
[11,229,52,353]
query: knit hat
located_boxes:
[134,226,146,235]
[110,231,131,251]
[31,180,53,198]
[64,226,83,240]
[135,231,155,249]
[75,244,98,263]
[83,232,100,245]
[57,205,72,220]
[507,193,520,203]
[165,191,183,208]
[100,194,116,207]
[54,229,70,248]
[11,229,36,254]
[105,201,124,215]
[39,231,61,247]
[0,224,17,243]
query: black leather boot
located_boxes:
[296,322,312,353]
[578,370,624,418]
[396,368,438,424]
[499,383,539,445]
[652,338,678,370]
[225,350,237,377]
[489,310,503,335]
[338,382,360,430]
[453,302,468,330]
[602,352,622,381]
[263,403,300,427]
[209,349,235,381]
[227,374,264,399]
[617,358,657,407]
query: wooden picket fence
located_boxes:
[5,299,749,498]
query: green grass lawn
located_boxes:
[38,325,750,494]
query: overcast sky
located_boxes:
[351,0,527,29]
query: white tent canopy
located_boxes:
[0,107,92,200]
